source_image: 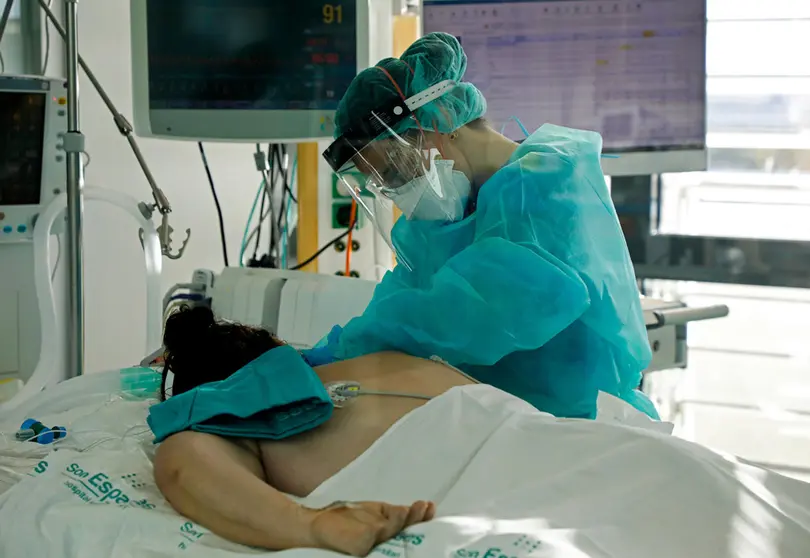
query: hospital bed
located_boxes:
[188,267,730,375]
[6,299,810,558]
[14,269,810,558]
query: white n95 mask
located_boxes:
[388,159,472,222]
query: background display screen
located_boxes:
[424,0,706,151]
[146,0,357,111]
[0,92,46,206]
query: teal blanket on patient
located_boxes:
[147,345,333,443]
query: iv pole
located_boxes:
[62,0,84,379]
[0,0,86,379]
[0,0,190,380]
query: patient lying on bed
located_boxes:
[155,306,472,556]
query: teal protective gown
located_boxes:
[303,124,656,419]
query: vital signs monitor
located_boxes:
[423,0,707,175]
[0,75,68,242]
[130,0,386,142]
[0,75,68,388]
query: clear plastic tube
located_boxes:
[0,187,163,416]
[85,187,163,352]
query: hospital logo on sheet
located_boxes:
[28,452,211,553]
[371,531,541,558]
[32,460,157,509]
[372,531,426,557]
[455,534,545,558]
[371,532,541,558]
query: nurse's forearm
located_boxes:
[154,432,316,550]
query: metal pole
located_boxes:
[63,0,85,378]
[0,0,14,46]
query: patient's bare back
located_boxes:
[256,352,474,497]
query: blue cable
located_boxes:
[239,179,267,267]
[500,116,531,138]
[167,294,203,303]
[501,118,620,159]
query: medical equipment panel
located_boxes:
[423,0,707,175]
[130,0,383,142]
[182,267,727,372]
[0,75,68,242]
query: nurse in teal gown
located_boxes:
[307,32,657,420]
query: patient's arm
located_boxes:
[154,431,314,550]
[154,431,435,556]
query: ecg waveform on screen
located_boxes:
[150,53,342,67]
[484,26,696,48]
[423,0,706,149]
[310,53,342,65]
[149,56,283,68]
[306,37,331,47]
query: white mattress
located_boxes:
[1,384,809,557]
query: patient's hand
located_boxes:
[308,500,436,556]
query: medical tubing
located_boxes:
[254,169,278,262]
[244,151,299,260]
[87,187,164,353]
[499,116,531,139]
[0,187,163,415]
[162,283,195,315]
[240,179,266,266]
[274,147,288,262]
[340,388,432,401]
[277,146,298,203]
[267,145,283,261]
[244,146,298,267]
[266,164,278,261]
[281,156,299,268]
[1,424,153,456]
[254,179,267,257]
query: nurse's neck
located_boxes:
[454,124,519,187]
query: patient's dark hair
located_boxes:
[161,306,285,400]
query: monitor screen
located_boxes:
[0,92,46,206]
[423,0,706,152]
[145,0,358,111]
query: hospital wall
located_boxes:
[46,0,261,372]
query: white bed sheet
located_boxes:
[1,384,810,557]
[0,370,156,495]
[0,370,667,499]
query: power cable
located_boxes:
[197,142,229,267]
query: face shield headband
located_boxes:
[322,79,457,174]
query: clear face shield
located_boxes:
[323,81,460,271]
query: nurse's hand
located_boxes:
[307,500,435,556]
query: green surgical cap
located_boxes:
[334,32,487,138]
